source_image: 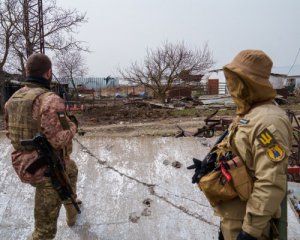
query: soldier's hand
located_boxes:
[191,171,204,184]
[187,158,203,184]
[187,158,202,170]
[236,231,257,240]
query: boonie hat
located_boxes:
[224,50,273,86]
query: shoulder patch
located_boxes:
[267,144,285,162]
[58,111,65,118]
[239,119,249,124]
[57,111,70,130]
[257,129,276,147]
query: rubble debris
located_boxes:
[176,109,232,138]
[153,103,175,109]
[141,208,152,217]
[171,161,182,168]
[78,129,86,136]
[129,212,140,223]
[286,110,300,183]
[124,100,150,108]
[143,198,153,207]
[162,133,172,137]
[198,137,209,147]
[198,95,235,106]
[274,95,288,105]
[175,125,193,138]
[163,160,170,166]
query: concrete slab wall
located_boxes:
[0,133,299,239]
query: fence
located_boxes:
[192,82,227,96]
[66,77,119,90]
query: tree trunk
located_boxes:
[70,77,79,101]
[159,92,166,104]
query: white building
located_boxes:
[206,66,300,94]
[272,66,300,89]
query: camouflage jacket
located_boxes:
[4,86,77,184]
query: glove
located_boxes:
[187,158,203,184]
[236,231,257,240]
[187,158,202,170]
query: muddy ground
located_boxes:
[0,99,234,136]
[47,98,300,137]
[77,100,234,126]
[1,97,300,136]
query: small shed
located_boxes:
[269,73,287,89]
[272,66,300,88]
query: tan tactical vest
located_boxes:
[7,84,50,150]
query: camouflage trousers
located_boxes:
[31,160,78,240]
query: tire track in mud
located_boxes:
[74,137,218,228]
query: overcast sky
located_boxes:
[56,0,300,77]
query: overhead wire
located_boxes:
[287,48,300,76]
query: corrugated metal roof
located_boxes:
[54,77,120,89]
[209,66,300,78]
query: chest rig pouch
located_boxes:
[198,118,253,207]
[7,85,50,150]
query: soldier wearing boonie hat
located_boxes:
[213,50,293,240]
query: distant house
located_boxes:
[206,66,300,96]
[272,66,300,88]
[269,73,287,89]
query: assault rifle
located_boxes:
[187,129,229,184]
[21,133,81,214]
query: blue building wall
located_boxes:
[57,77,120,89]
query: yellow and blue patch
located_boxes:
[56,111,70,130]
[58,111,66,118]
[266,144,285,162]
[257,128,285,162]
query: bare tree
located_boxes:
[0,0,22,109]
[0,0,19,73]
[0,0,88,75]
[54,50,88,99]
[120,42,214,102]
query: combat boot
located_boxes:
[64,200,82,227]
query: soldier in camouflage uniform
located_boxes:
[4,53,80,239]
